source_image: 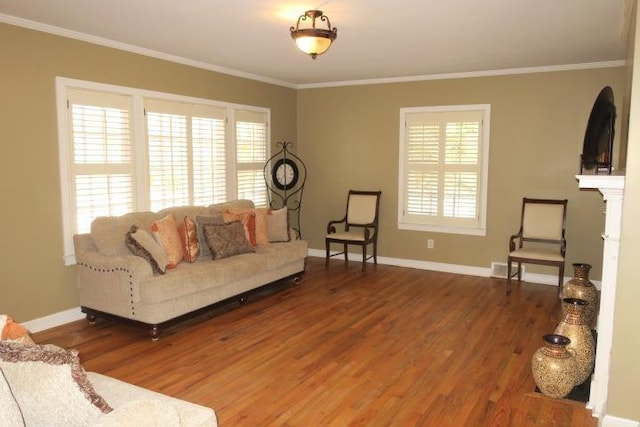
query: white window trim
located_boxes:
[56,77,270,264]
[397,104,490,236]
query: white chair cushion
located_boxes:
[327,230,366,241]
[509,248,564,262]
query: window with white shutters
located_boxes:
[192,107,227,206]
[235,110,268,207]
[57,78,269,264]
[145,100,228,211]
[398,105,490,235]
[65,88,136,236]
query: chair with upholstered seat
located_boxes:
[507,198,568,295]
[325,190,382,272]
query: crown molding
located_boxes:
[1,13,626,91]
[297,60,626,89]
[0,13,297,89]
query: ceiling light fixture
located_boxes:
[290,10,338,59]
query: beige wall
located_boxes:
[0,23,297,322]
[608,0,640,421]
[297,69,624,280]
[3,15,638,424]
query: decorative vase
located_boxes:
[562,263,598,327]
[554,298,596,386]
[531,334,579,399]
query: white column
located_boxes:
[576,174,625,419]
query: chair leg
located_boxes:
[344,243,348,262]
[558,263,565,297]
[373,242,377,265]
[325,240,330,268]
[507,258,512,295]
[361,244,367,272]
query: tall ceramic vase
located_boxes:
[562,263,598,327]
[531,334,579,399]
[554,298,595,386]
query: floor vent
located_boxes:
[491,262,521,279]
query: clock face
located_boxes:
[272,158,299,190]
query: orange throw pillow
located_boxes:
[151,214,183,269]
[222,210,257,247]
[178,216,199,263]
[226,208,270,246]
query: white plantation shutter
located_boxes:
[191,105,227,205]
[66,89,136,235]
[145,99,190,210]
[145,100,228,210]
[399,106,489,235]
[235,110,268,207]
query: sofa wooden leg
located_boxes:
[86,313,97,324]
[149,325,160,341]
[239,295,248,304]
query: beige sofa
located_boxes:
[1,341,217,426]
[73,200,307,338]
[88,372,217,426]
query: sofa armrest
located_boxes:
[75,250,153,317]
[93,400,180,427]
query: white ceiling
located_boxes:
[0,0,630,88]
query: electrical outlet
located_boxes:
[427,239,434,249]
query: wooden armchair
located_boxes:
[507,198,568,295]
[325,190,382,272]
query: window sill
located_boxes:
[398,222,486,236]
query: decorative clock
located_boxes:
[272,158,299,190]
[264,141,307,238]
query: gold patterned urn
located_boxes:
[562,263,598,327]
[554,298,595,386]
[531,334,579,399]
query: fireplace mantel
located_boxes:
[575,174,625,419]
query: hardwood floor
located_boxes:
[33,257,597,426]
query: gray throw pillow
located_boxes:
[195,214,224,258]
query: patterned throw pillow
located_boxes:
[225,207,270,246]
[267,207,291,242]
[203,221,255,260]
[177,216,199,263]
[0,342,112,427]
[151,214,183,269]
[222,210,257,247]
[125,226,167,275]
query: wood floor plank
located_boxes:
[32,257,597,426]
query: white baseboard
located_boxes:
[21,249,599,332]
[22,307,84,333]
[311,249,571,287]
[602,415,640,427]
